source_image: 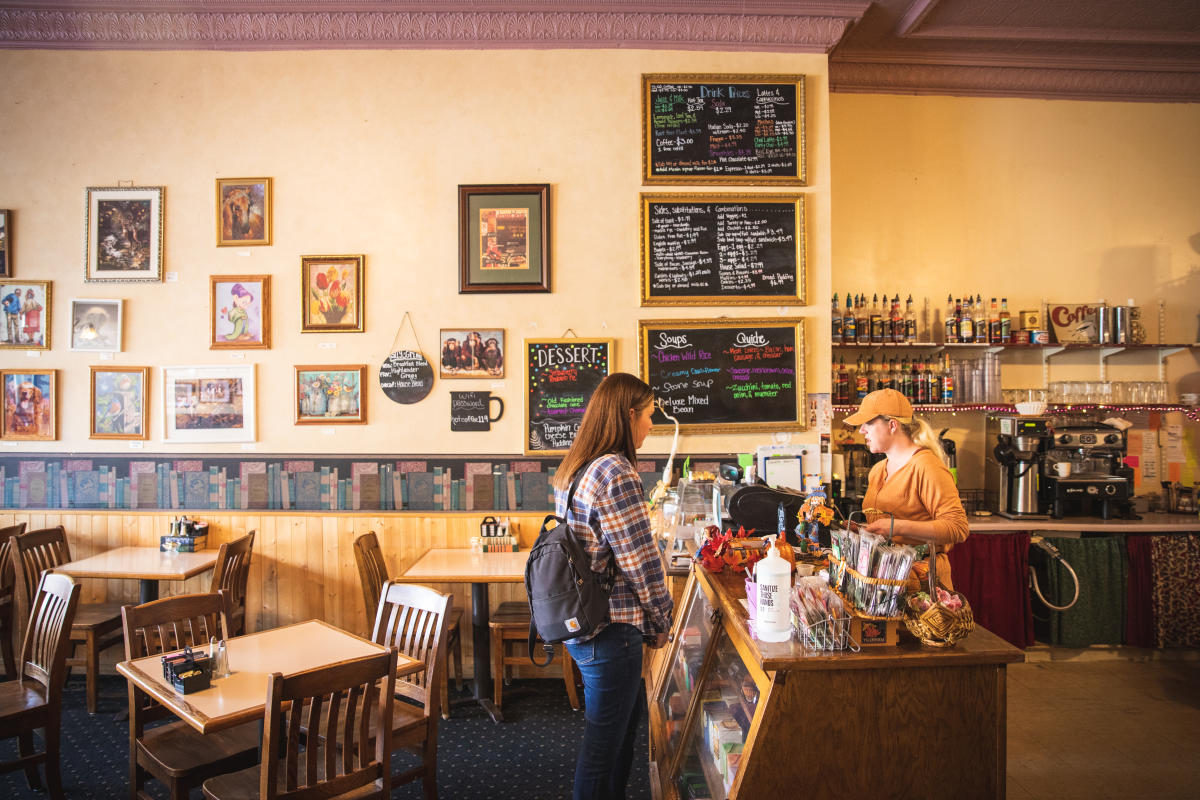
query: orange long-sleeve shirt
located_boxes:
[862,447,969,589]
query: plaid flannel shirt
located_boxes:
[555,454,674,641]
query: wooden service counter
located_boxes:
[965,511,1200,534]
[647,566,1023,800]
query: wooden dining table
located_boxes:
[57,545,218,604]
[116,619,423,734]
[394,548,529,723]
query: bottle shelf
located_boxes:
[832,403,1200,421]
[832,342,1199,352]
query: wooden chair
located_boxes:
[0,522,27,679]
[202,648,397,800]
[12,526,124,713]
[489,600,580,712]
[353,532,463,719]
[210,531,254,636]
[0,571,82,800]
[371,580,451,800]
[122,592,260,800]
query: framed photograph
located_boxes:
[85,186,164,283]
[439,328,506,379]
[458,184,550,294]
[163,365,256,443]
[0,280,51,350]
[1,369,57,441]
[70,298,123,352]
[301,255,364,333]
[294,365,367,424]
[0,209,11,278]
[90,366,149,440]
[210,275,271,349]
[216,178,272,246]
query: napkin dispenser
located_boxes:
[162,646,212,694]
[480,515,503,537]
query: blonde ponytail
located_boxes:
[898,416,945,461]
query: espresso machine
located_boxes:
[986,413,1052,519]
[1041,423,1136,520]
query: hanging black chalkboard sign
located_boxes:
[525,338,614,455]
[379,350,434,404]
[641,193,805,306]
[639,319,806,434]
[642,74,806,185]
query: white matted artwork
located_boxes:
[70,298,123,352]
[163,364,256,443]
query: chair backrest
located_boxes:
[12,526,71,610]
[261,649,396,800]
[210,531,254,633]
[372,581,451,715]
[0,522,28,596]
[121,591,228,661]
[353,532,388,629]
[18,571,81,693]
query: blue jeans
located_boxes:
[564,623,646,800]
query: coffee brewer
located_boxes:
[1041,424,1136,520]
[986,414,1052,518]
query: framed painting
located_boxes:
[1,369,57,441]
[210,275,271,349]
[294,365,367,424]
[90,366,149,440]
[0,279,50,350]
[0,209,11,278]
[439,328,506,379]
[70,298,123,352]
[216,177,272,246]
[301,255,364,333]
[163,365,256,443]
[85,186,164,283]
[458,184,550,293]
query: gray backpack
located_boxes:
[525,465,615,665]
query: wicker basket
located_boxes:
[902,543,975,647]
[827,553,908,621]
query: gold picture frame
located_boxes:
[300,255,364,333]
[1,368,57,441]
[216,177,272,246]
[0,279,51,350]
[294,365,368,425]
[210,275,271,349]
[89,366,150,440]
[85,186,164,282]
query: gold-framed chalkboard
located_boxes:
[639,318,805,434]
[524,337,615,455]
[642,74,807,185]
[640,193,806,306]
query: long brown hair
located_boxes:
[553,373,654,489]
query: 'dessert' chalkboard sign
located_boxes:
[525,339,614,455]
[641,194,805,305]
[640,319,805,434]
[642,74,806,185]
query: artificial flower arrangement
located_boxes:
[695,524,796,575]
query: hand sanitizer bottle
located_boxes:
[754,534,793,642]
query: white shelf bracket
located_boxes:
[1098,347,1124,382]
[1041,346,1066,387]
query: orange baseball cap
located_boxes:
[843,388,913,426]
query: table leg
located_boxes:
[139,579,159,605]
[470,582,504,723]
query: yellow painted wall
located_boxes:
[0,49,831,456]
[830,94,1200,487]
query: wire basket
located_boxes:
[790,605,859,652]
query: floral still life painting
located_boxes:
[1,369,56,441]
[301,255,364,333]
[90,366,148,440]
[211,275,270,349]
[295,365,367,424]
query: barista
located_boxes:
[843,389,969,589]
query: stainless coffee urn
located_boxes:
[986,413,1052,518]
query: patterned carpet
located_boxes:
[0,675,651,799]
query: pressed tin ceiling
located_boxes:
[0,1,1197,101]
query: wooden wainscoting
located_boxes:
[1,510,547,677]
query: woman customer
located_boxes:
[553,372,674,800]
[843,388,969,589]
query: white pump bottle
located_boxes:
[754,534,793,642]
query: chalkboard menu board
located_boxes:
[639,319,805,434]
[525,338,614,455]
[642,74,806,185]
[641,194,805,305]
[379,350,434,404]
